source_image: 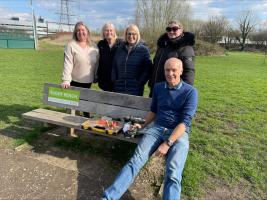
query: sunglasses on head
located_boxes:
[166,26,180,32]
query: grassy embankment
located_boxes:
[0,42,266,199]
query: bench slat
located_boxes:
[23,108,86,128]
[44,83,151,111]
[22,108,140,144]
[79,101,148,118]
[42,98,148,118]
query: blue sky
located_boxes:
[0,0,267,30]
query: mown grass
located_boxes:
[0,43,266,199]
[183,52,267,198]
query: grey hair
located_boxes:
[101,22,117,39]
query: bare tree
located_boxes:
[188,19,205,40]
[201,15,228,44]
[135,0,192,51]
[223,26,240,49]
[250,29,267,45]
[236,10,257,51]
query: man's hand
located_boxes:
[154,142,170,158]
[131,123,143,130]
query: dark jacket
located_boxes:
[148,32,195,97]
[112,42,152,96]
[97,38,123,91]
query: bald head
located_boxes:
[164,58,183,86]
[164,58,183,70]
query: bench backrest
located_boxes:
[43,83,152,118]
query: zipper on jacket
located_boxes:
[124,49,131,92]
[153,51,164,86]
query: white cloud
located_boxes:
[10,12,31,21]
[0,7,31,21]
[114,15,133,26]
[0,0,134,30]
[189,0,224,20]
[2,0,266,31]
[34,0,59,10]
[90,10,97,14]
[251,2,267,16]
[259,19,267,29]
[189,0,215,7]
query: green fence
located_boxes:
[0,32,35,49]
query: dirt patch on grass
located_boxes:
[26,127,164,199]
[0,134,13,149]
[200,177,266,200]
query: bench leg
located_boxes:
[70,109,78,137]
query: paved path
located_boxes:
[0,128,159,200]
[0,146,119,200]
[1,148,79,200]
[0,128,123,200]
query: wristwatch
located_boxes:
[165,139,174,147]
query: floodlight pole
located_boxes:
[264,40,267,64]
[30,0,38,50]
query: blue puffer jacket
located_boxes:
[112,42,152,96]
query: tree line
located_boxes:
[134,0,267,53]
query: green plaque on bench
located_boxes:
[48,87,80,106]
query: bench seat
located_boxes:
[22,83,151,144]
[23,108,140,144]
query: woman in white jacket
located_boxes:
[61,21,99,117]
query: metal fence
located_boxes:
[0,19,74,49]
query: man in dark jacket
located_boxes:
[148,20,195,97]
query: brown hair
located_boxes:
[72,21,91,46]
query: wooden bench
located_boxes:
[22,83,152,143]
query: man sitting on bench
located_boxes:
[101,57,198,200]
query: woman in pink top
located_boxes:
[61,21,99,117]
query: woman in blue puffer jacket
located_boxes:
[112,24,152,96]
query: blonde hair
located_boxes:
[72,21,91,46]
[168,20,183,30]
[124,24,141,44]
[101,22,117,39]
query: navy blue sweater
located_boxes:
[151,81,198,133]
[112,42,152,96]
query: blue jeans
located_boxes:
[102,124,189,200]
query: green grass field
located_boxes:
[0,44,266,199]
